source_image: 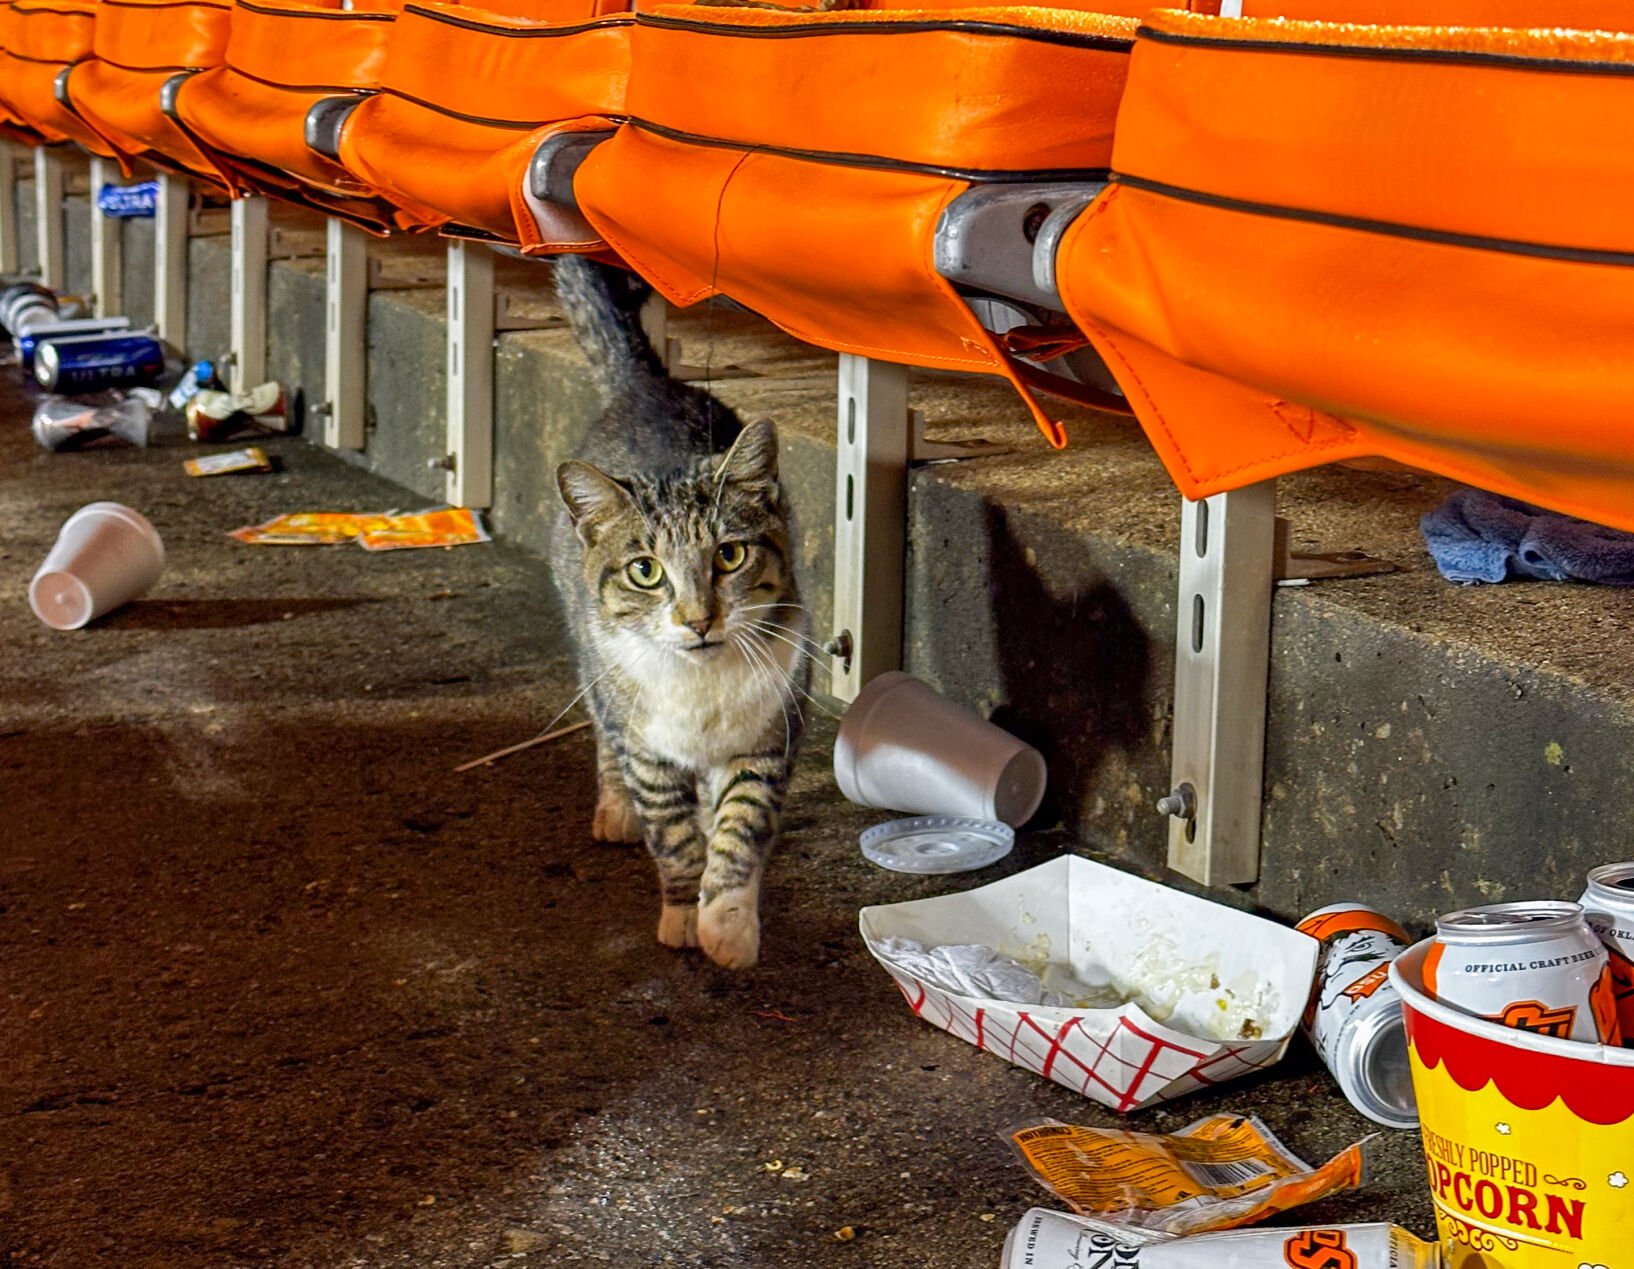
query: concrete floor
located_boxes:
[0,381,1434,1267]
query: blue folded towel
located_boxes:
[1421,489,1634,585]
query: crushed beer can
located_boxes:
[1425,901,1620,1045]
[1001,1212,1441,1269]
[1296,903,1418,1128]
[1579,863,1634,1044]
[186,381,297,443]
[96,180,158,219]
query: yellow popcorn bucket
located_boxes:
[1392,942,1634,1269]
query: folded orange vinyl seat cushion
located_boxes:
[170,0,406,231]
[0,0,52,143]
[574,5,1136,446]
[1240,0,1634,26]
[64,0,231,182]
[0,0,118,153]
[1057,11,1634,529]
[332,0,630,243]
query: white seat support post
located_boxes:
[828,353,912,703]
[322,216,367,448]
[1162,479,1277,885]
[154,173,189,348]
[88,157,121,317]
[33,148,64,290]
[444,239,494,508]
[0,142,20,274]
[228,194,268,393]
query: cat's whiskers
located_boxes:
[540,660,621,736]
[740,626,839,723]
[730,630,795,761]
[742,618,831,667]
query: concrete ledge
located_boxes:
[165,228,1632,929]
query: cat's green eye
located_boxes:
[714,542,749,573]
[626,556,665,589]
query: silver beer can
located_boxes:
[1579,863,1634,1044]
[1296,903,1418,1128]
[1425,901,1621,1045]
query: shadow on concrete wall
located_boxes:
[982,503,1151,832]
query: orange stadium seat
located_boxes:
[1054,10,1634,529]
[168,0,407,230]
[63,0,230,183]
[328,0,630,246]
[572,5,1139,446]
[0,0,116,154]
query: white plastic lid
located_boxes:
[859,815,1014,875]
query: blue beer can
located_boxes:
[35,330,166,392]
[96,180,158,219]
[18,317,131,371]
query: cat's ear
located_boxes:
[558,461,634,540]
[715,419,778,488]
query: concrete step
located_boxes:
[83,207,1634,931]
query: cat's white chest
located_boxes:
[613,634,794,769]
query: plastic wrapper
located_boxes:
[229,508,490,550]
[1007,1114,1372,1237]
[31,392,154,451]
[183,447,274,477]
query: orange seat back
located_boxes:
[1239,0,1634,25]
[575,4,1136,445]
[172,0,405,229]
[1057,10,1634,528]
[333,0,631,241]
[66,0,231,181]
[0,0,117,153]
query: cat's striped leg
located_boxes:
[589,697,642,845]
[624,747,706,948]
[698,753,790,970]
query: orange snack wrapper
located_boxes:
[1008,1114,1371,1237]
[230,508,489,550]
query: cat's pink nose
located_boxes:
[685,619,712,640]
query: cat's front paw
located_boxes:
[657,904,699,949]
[592,785,643,844]
[698,894,760,970]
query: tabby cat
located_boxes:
[547,256,809,971]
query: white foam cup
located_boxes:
[833,671,1047,827]
[29,501,165,630]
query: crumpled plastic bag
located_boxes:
[31,389,158,451]
[1007,1114,1373,1237]
[873,937,1070,1007]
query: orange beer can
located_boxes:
[1424,901,1621,1045]
[1579,863,1634,1043]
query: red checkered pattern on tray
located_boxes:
[883,968,1287,1112]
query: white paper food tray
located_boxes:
[859,856,1318,1112]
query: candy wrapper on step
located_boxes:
[859,857,1318,1111]
[1006,1114,1372,1237]
[229,508,490,551]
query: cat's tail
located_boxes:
[553,255,665,397]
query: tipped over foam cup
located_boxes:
[29,501,164,630]
[834,671,1046,827]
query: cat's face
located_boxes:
[558,421,798,662]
